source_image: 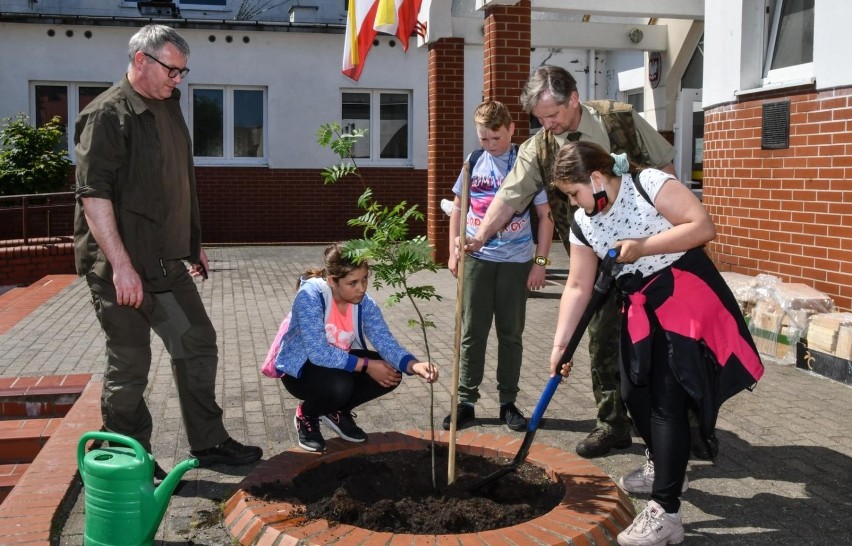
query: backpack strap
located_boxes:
[534,130,574,253]
[467,148,486,174]
[569,220,591,247]
[632,169,653,206]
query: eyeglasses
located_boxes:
[143,52,190,79]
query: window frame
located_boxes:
[30,81,112,164]
[189,85,268,166]
[340,88,413,167]
[762,0,814,87]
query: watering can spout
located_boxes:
[150,457,199,529]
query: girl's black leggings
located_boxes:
[281,349,398,418]
[622,329,691,513]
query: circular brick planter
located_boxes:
[224,429,635,545]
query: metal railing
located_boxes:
[0,191,75,245]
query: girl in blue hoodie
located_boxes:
[270,243,438,452]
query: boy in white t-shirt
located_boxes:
[443,101,554,432]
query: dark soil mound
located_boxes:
[249,446,564,534]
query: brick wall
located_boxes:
[427,38,466,265]
[0,167,427,285]
[483,0,532,140]
[194,166,427,244]
[703,87,852,311]
[0,241,75,285]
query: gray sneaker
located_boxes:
[617,450,689,494]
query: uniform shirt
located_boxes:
[74,77,202,291]
[497,102,677,213]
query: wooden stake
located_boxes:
[448,161,471,485]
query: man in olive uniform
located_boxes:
[74,25,262,474]
[465,65,677,458]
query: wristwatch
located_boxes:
[534,256,550,267]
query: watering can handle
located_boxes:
[77,431,149,475]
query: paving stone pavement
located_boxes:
[1,245,850,545]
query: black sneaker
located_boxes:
[499,403,528,432]
[293,412,326,452]
[322,410,367,442]
[189,437,263,467]
[575,428,632,458]
[442,403,475,430]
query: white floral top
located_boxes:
[568,169,685,279]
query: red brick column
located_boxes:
[427,38,465,265]
[483,0,532,141]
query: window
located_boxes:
[190,86,266,163]
[341,90,411,163]
[625,91,644,113]
[763,0,814,85]
[32,82,110,161]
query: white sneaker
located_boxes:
[440,198,454,216]
[617,500,684,546]
[618,450,688,494]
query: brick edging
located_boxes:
[224,429,635,545]
[0,379,101,545]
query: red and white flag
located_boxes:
[342,0,423,81]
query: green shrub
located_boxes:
[0,113,72,196]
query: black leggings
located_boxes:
[281,349,398,418]
[622,329,691,513]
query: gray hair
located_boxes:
[519,65,578,113]
[127,24,190,69]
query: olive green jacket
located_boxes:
[73,77,201,292]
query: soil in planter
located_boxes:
[249,445,564,534]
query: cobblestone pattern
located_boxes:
[0,245,849,545]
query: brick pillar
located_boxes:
[483,0,531,141]
[427,38,465,265]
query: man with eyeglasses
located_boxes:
[74,24,263,479]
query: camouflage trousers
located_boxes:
[548,190,631,435]
[587,286,632,435]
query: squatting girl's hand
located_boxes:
[412,361,439,383]
[368,360,403,388]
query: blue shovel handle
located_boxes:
[528,375,562,432]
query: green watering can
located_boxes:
[77,431,199,546]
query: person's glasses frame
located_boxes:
[143,52,190,79]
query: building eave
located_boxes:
[0,12,345,34]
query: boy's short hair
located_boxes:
[473,101,513,131]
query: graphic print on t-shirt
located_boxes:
[326,303,355,350]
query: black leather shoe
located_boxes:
[575,428,632,458]
[442,403,475,430]
[190,437,263,467]
[153,462,168,485]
